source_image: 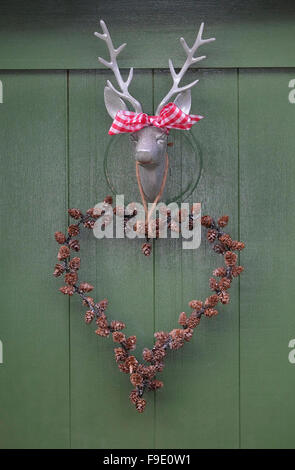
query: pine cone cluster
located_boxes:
[54,206,245,413]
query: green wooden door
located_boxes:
[0,1,295,449]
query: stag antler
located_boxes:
[156,23,215,114]
[94,20,142,112]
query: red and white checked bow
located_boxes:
[108,102,203,135]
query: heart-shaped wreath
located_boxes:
[53,196,245,413]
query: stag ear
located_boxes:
[173,89,191,114]
[104,86,128,119]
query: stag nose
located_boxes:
[136,150,153,165]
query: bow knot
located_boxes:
[108,102,203,135]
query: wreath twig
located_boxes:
[53,196,245,413]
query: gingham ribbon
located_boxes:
[108,102,203,135]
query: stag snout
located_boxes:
[132,127,168,166]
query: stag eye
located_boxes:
[156,134,167,145]
[130,133,138,143]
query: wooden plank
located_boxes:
[0,1,295,69]
[239,68,295,448]
[0,71,70,448]
[153,69,239,448]
[68,70,155,448]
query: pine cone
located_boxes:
[95,327,110,337]
[110,320,126,331]
[59,285,75,296]
[224,251,237,267]
[213,243,226,254]
[201,215,213,228]
[135,398,146,413]
[209,277,219,291]
[207,229,217,243]
[188,300,203,311]
[218,215,229,227]
[183,328,194,342]
[118,362,130,373]
[142,242,152,256]
[53,263,65,277]
[149,380,164,390]
[125,335,137,350]
[204,308,218,317]
[205,294,219,307]
[87,207,104,219]
[55,231,66,244]
[178,312,187,326]
[129,390,139,404]
[83,219,95,229]
[143,348,153,362]
[125,356,138,373]
[82,296,94,306]
[219,277,231,290]
[213,267,226,277]
[104,195,113,205]
[231,241,245,251]
[219,291,230,304]
[114,347,128,363]
[231,265,244,277]
[154,331,169,346]
[219,233,233,248]
[130,373,143,387]
[69,257,80,270]
[96,314,108,329]
[57,245,70,260]
[65,272,78,286]
[68,224,80,237]
[69,239,80,251]
[68,208,82,220]
[79,282,94,293]
[112,331,126,343]
[85,310,95,324]
[152,347,166,362]
[187,312,201,329]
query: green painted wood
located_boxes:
[0,1,295,69]
[153,69,239,448]
[0,71,70,448]
[68,70,155,448]
[239,68,295,449]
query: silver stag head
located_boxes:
[95,20,215,202]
